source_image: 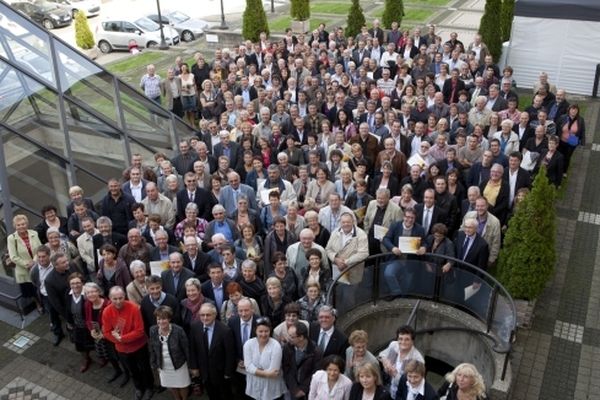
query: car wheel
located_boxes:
[147,41,158,48]
[98,40,112,54]
[42,19,54,30]
[182,30,194,42]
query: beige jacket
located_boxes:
[326,226,369,285]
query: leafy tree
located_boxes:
[242,0,269,42]
[501,0,515,42]
[291,0,310,21]
[382,0,404,29]
[74,10,94,50]
[498,165,557,300]
[346,0,366,39]
[479,0,503,61]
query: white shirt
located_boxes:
[340,228,354,248]
[508,168,518,205]
[130,181,143,202]
[318,326,334,350]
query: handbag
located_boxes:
[566,134,579,146]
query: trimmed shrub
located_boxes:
[346,0,366,39]
[500,0,515,42]
[478,0,503,61]
[291,0,310,21]
[242,0,270,42]
[382,0,404,29]
[498,165,557,300]
[74,10,94,50]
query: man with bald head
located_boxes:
[141,181,175,229]
[118,228,153,271]
[219,171,257,217]
[286,228,329,279]
[161,252,194,301]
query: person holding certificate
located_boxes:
[381,208,427,296]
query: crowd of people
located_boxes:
[5,18,586,400]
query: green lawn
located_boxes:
[269,16,329,33]
[406,0,450,5]
[310,2,351,15]
[374,8,435,22]
[105,51,161,75]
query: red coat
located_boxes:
[101,300,147,354]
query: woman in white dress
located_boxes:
[309,355,353,400]
[243,317,287,400]
[149,306,191,400]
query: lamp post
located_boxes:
[156,0,169,50]
[219,0,229,29]
[271,0,274,13]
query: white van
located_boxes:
[96,16,179,53]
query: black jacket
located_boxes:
[396,374,439,400]
[308,323,348,358]
[189,320,236,384]
[148,323,189,370]
[282,340,323,396]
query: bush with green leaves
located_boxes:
[501,0,515,42]
[74,10,94,50]
[382,0,404,29]
[242,0,270,42]
[498,165,557,300]
[346,0,366,39]
[479,0,503,61]
[291,0,310,21]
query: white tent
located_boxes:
[505,0,600,95]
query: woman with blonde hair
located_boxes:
[437,362,487,399]
[348,362,391,400]
[344,329,380,381]
[7,214,43,311]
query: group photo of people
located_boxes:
[5,16,585,400]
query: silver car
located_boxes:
[96,17,180,53]
[146,10,209,42]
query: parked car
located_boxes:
[95,17,180,54]
[45,0,101,18]
[10,0,72,30]
[146,10,209,42]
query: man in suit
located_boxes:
[352,39,371,66]
[504,152,531,208]
[462,197,501,268]
[442,69,467,105]
[100,178,136,236]
[121,167,148,203]
[160,252,194,301]
[44,252,78,346]
[382,208,427,295]
[227,298,258,400]
[149,230,178,262]
[219,171,258,217]
[182,236,210,282]
[201,264,230,312]
[415,189,448,236]
[213,130,242,171]
[369,20,385,46]
[140,275,180,335]
[364,188,404,254]
[189,303,236,400]
[467,150,493,188]
[461,186,481,221]
[92,216,127,270]
[309,305,348,358]
[479,164,510,225]
[194,141,218,174]
[283,321,323,400]
[234,76,257,106]
[453,218,490,315]
[176,172,216,222]
[486,84,508,112]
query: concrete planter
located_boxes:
[80,46,100,60]
[291,19,309,34]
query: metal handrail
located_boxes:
[325,252,518,346]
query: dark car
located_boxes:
[11,0,72,30]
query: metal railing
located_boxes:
[325,252,517,380]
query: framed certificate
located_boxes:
[398,236,422,254]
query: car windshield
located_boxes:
[167,11,189,24]
[134,18,159,32]
[35,1,61,12]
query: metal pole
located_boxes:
[156,0,169,50]
[219,0,229,29]
[271,0,274,13]
[592,64,600,98]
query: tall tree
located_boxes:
[346,0,366,39]
[479,0,503,61]
[498,165,557,300]
[501,0,515,42]
[382,0,404,29]
[242,0,269,41]
[291,0,310,21]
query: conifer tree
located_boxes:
[291,0,310,21]
[382,0,404,30]
[242,0,269,41]
[346,0,366,39]
[479,0,503,60]
[74,10,94,50]
[500,0,515,42]
[498,165,557,299]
